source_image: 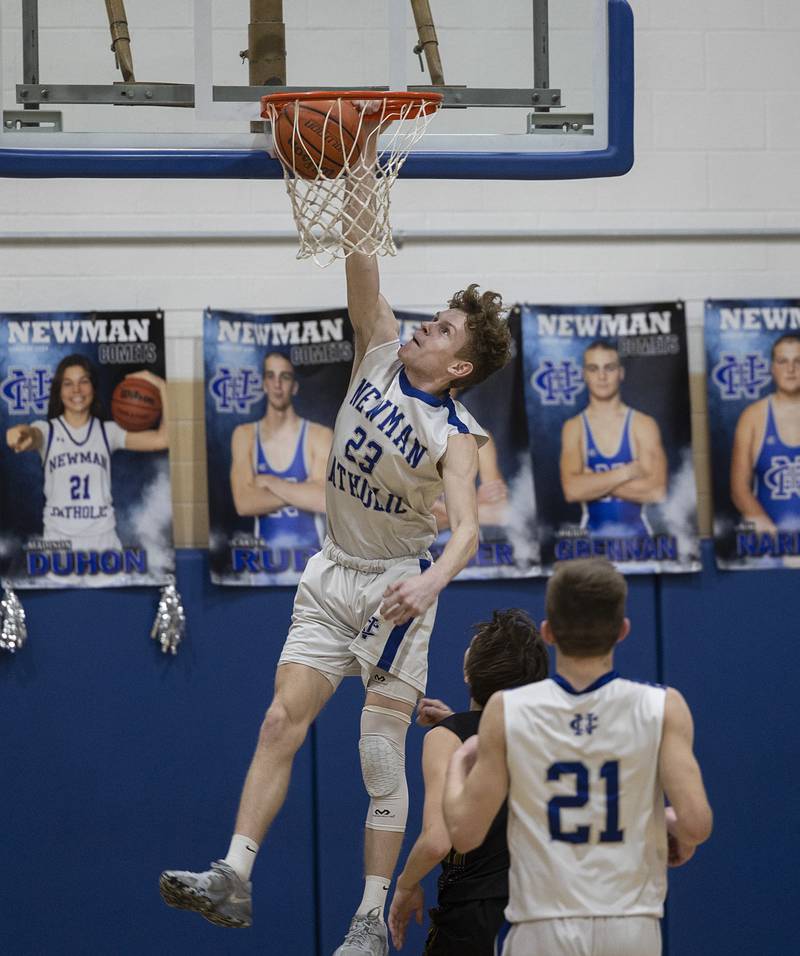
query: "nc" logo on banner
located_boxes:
[531,358,585,405]
[1,367,52,415]
[711,352,771,400]
[209,365,263,413]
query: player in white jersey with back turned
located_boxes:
[160,107,512,956]
[444,558,712,956]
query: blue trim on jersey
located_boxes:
[494,919,512,956]
[397,369,470,433]
[398,368,446,406]
[444,397,469,434]
[552,670,620,695]
[57,416,97,447]
[98,419,112,457]
[44,421,54,461]
[376,557,431,671]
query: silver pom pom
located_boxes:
[150,576,185,655]
[0,586,28,654]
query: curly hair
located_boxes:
[465,608,549,707]
[448,283,512,389]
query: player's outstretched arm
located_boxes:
[658,688,713,863]
[613,413,668,503]
[388,726,460,949]
[343,111,399,372]
[229,424,288,517]
[443,693,508,853]
[560,416,638,502]
[123,371,169,452]
[730,402,776,532]
[380,433,479,626]
[256,423,333,514]
[6,424,43,454]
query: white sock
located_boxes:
[355,875,390,920]
[223,833,259,882]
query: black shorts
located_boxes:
[423,898,507,956]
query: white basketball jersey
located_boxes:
[34,417,126,540]
[503,673,667,922]
[326,340,487,559]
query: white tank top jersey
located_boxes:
[33,417,127,539]
[502,673,667,923]
[326,340,487,559]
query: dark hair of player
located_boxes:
[546,558,628,657]
[48,353,103,420]
[465,608,549,707]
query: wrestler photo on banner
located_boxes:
[521,301,700,574]
[397,309,540,579]
[705,298,800,569]
[0,310,174,588]
[204,308,353,585]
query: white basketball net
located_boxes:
[262,95,442,268]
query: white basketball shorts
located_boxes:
[278,538,437,697]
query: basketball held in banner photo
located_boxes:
[111,377,162,431]
[273,98,364,179]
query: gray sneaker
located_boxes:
[332,908,388,956]
[159,860,252,928]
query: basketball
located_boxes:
[111,376,162,431]
[273,98,363,179]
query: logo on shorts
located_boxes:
[373,809,392,817]
[360,616,380,640]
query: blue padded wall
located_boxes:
[659,543,797,956]
[0,551,315,956]
[1,545,793,956]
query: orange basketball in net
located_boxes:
[111,377,162,431]
[273,98,363,179]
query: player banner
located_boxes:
[204,308,353,586]
[398,309,540,578]
[521,301,700,574]
[705,298,800,570]
[0,310,174,589]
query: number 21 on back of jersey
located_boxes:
[547,760,624,844]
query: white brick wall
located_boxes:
[0,1,798,372]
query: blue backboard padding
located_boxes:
[0,1,633,181]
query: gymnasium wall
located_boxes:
[0,3,797,955]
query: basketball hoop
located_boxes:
[260,90,443,267]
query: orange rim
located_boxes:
[260,89,443,123]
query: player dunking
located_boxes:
[230,351,332,555]
[159,106,512,956]
[560,340,667,537]
[444,558,712,956]
[5,354,168,554]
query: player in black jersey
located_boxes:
[388,609,548,955]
